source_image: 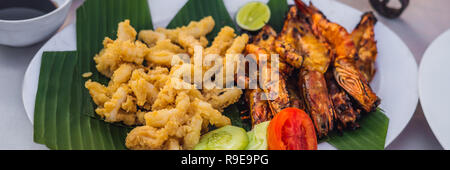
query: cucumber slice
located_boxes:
[194,125,248,150]
[245,121,270,150]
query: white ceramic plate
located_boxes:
[22,0,418,149]
[419,29,450,150]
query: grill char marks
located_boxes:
[295,0,380,113]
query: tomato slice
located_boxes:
[267,108,317,150]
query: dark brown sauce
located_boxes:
[0,0,57,20]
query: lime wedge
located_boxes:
[236,2,271,31]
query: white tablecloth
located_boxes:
[0,0,445,150]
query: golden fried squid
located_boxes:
[87,17,253,150]
[295,0,379,113]
[351,12,378,83]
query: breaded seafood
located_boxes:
[86,17,247,150]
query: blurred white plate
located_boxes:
[22,0,418,149]
[419,29,450,150]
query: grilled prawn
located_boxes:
[287,75,305,110]
[325,69,360,130]
[245,44,290,115]
[246,88,272,126]
[298,69,336,137]
[275,9,304,69]
[351,12,378,83]
[244,26,291,126]
[278,6,336,137]
[276,5,332,73]
[251,26,290,114]
[295,0,379,113]
[254,26,294,76]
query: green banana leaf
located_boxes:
[34,51,131,150]
[167,0,237,41]
[267,0,289,33]
[34,0,153,150]
[325,109,389,150]
[76,0,153,95]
